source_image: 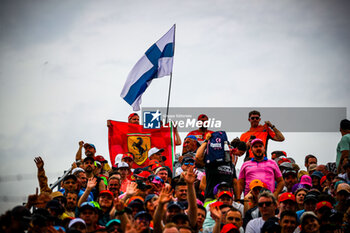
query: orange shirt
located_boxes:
[240,124,276,157]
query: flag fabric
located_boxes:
[108,120,176,171]
[121,25,175,111]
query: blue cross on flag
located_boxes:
[121,25,175,111]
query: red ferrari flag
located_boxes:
[108,120,175,171]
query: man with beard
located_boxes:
[187,114,214,144]
[237,138,284,199]
[283,169,298,193]
[64,191,78,218]
[83,157,106,200]
[240,110,284,159]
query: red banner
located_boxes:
[108,120,175,171]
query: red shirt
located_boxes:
[240,124,275,157]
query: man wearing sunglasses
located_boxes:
[240,110,285,159]
[245,191,278,233]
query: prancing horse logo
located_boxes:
[127,134,150,165]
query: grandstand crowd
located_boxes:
[1,110,349,233]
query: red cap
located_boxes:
[148,159,159,166]
[315,201,333,211]
[218,191,233,199]
[94,155,107,163]
[136,171,151,179]
[278,157,292,165]
[198,114,208,120]
[99,190,114,197]
[221,223,238,233]
[279,192,296,203]
[151,163,162,171]
[128,113,138,120]
[320,176,327,185]
[122,153,134,160]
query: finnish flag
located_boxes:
[121,25,175,111]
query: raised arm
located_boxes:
[77,177,97,207]
[75,141,84,163]
[183,166,198,228]
[153,186,173,233]
[273,176,285,198]
[195,133,211,165]
[34,156,52,194]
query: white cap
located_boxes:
[72,167,85,175]
[68,218,86,228]
[148,147,164,158]
[117,161,129,169]
[114,154,124,165]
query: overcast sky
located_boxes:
[0,0,349,212]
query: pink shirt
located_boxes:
[238,158,282,195]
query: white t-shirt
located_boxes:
[245,217,265,233]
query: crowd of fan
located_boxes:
[1,112,349,233]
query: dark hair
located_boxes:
[249,110,261,118]
[280,210,297,222]
[340,119,350,130]
[175,181,187,189]
[226,207,242,218]
[230,138,247,151]
[197,204,207,215]
[304,154,317,165]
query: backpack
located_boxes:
[205,131,230,164]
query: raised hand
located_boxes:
[182,166,196,184]
[87,177,97,190]
[209,204,222,221]
[79,141,84,147]
[114,196,125,211]
[34,157,44,169]
[126,182,138,196]
[158,185,173,205]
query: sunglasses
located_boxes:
[258,201,273,207]
[250,117,260,120]
[184,162,194,166]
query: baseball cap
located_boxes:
[283,169,297,177]
[99,190,114,197]
[167,201,185,210]
[144,194,158,204]
[63,174,77,182]
[72,167,85,175]
[320,176,327,185]
[217,191,233,199]
[148,159,159,167]
[336,183,350,193]
[300,211,318,225]
[128,199,144,209]
[122,152,134,160]
[300,175,312,186]
[94,155,107,163]
[135,170,151,179]
[128,113,139,120]
[213,182,230,195]
[151,163,162,171]
[308,164,317,172]
[279,162,293,170]
[148,147,164,158]
[198,114,208,120]
[117,162,129,169]
[220,223,239,233]
[303,194,318,203]
[105,219,121,228]
[68,218,86,229]
[251,138,264,147]
[291,183,307,194]
[311,171,324,179]
[84,143,96,150]
[50,191,64,199]
[83,156,95,163]
[134,211,152,221]
[155,166,167,175]
[79,202,98,213]
[315,201,333,211]
[277,157,292,165]
[279,192,296,202]
[249,179,264,190]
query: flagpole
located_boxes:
[165,24,176,124]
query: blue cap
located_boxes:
[311,171,324,179]
[106,219,121,228]
[134,211,152,221]
[185,135,198,141]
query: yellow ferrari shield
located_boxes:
[127,134,151,166]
